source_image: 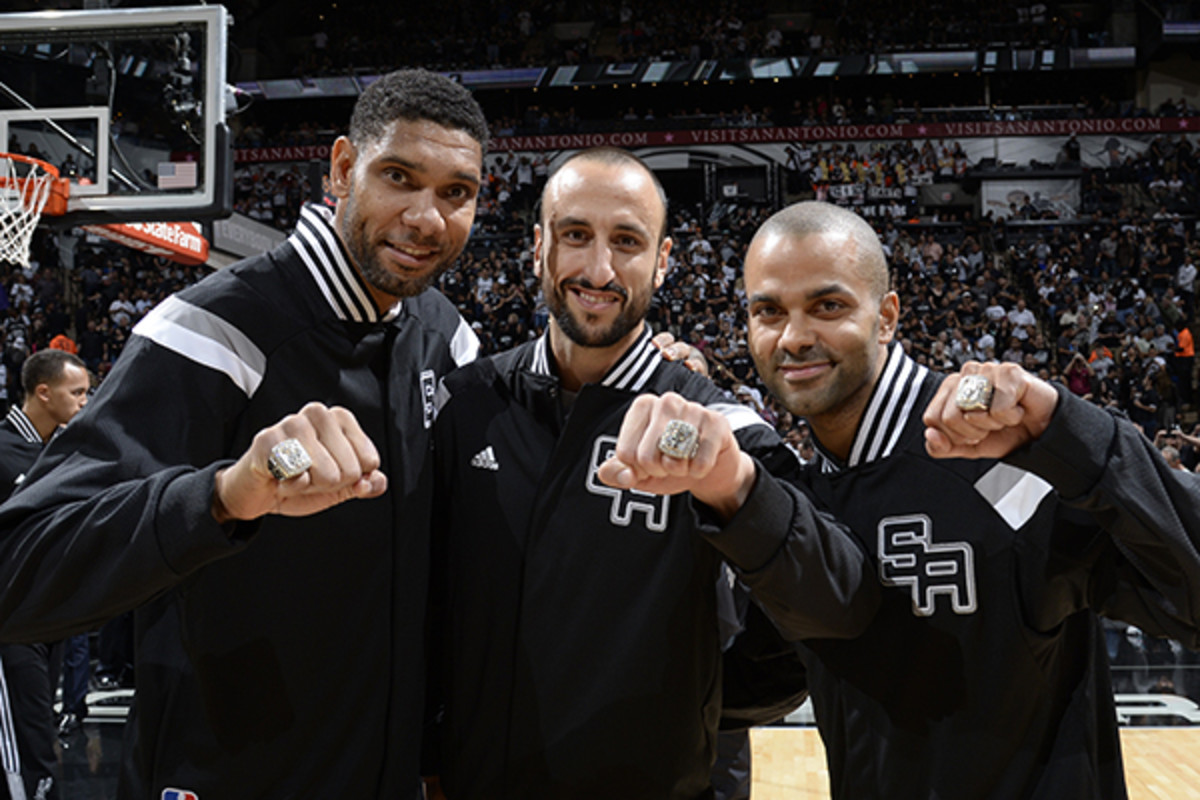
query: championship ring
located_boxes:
[267,438,313,481]
[657,419,700,460]
[955,374,994,412]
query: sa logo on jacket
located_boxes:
[585,435,669,532]
[878,514,977,617]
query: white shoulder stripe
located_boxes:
[133,296,266,398]
[450,318,480,367]
[974,462,1054,531]
[708,402,772,432]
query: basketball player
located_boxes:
[429,152,869,798]
[0,349,89,800]
[601,201,1200,798]
[0,70,484,799]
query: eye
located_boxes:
[384,168,409,185]
[444,184,476,202]
[750,304,782,320]
[561,228,589,243]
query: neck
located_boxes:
[365,284,401,318]
[21,403,56,443]
[809,343,891,463]
[548,322,645,392]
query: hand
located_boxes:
[212,402,387,523]
[596,392,755,521]
[652,331,710,377]
[923,362,1060,460]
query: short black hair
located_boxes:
[21,349,85,396]
[539,147,669,243]
[348,69,489,154]
[754,201,890,300]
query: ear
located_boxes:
[328,136,357,199]
[34,383,52,404]
[532,224,546,279]
[653,236,673,290]
[878,291,900,344]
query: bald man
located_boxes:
[603,201,1200,799]
[429,155,871,799]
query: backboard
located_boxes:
[0,4,232,227]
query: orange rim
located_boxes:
[0,152,71,216]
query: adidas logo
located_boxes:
[470,446,500,471]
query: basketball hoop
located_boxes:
[0,152,70,268]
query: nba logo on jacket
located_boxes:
[162,789,199,800]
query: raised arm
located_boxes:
[599,392,879,641]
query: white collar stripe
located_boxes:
[602,329,655,388]
[608,339,659,390]
[298,209,376,320]
[294,225,360,322]
[5,407,40,444]
[865,355,915,463]
[848,346,903,466]
[295,221,361,319]
[835,346,928,472]
[626,349,662,391]
[532,336,550,374]
[290,205,380,323]
[880,362,928,459]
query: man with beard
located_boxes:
[0,70,486,799]
[428,151,872,799]
[600,201,1200,799]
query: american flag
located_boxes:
[157,161,198,190]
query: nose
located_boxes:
[401,188,446,239]
[778,312,815,354]
[579,241,617,288]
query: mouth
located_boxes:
[566,283,624,313]
[776,359,833,382]
[383,240,441,270]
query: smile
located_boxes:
[385,241,440,267]
[777,360,832,381]
[569,286,621,311]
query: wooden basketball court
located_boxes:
[749,727,1200,799]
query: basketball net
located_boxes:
[0,154,57,268]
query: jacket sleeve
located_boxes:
[1006,385,1200,648]
[0,335,255,643]
[697,460,881,642]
